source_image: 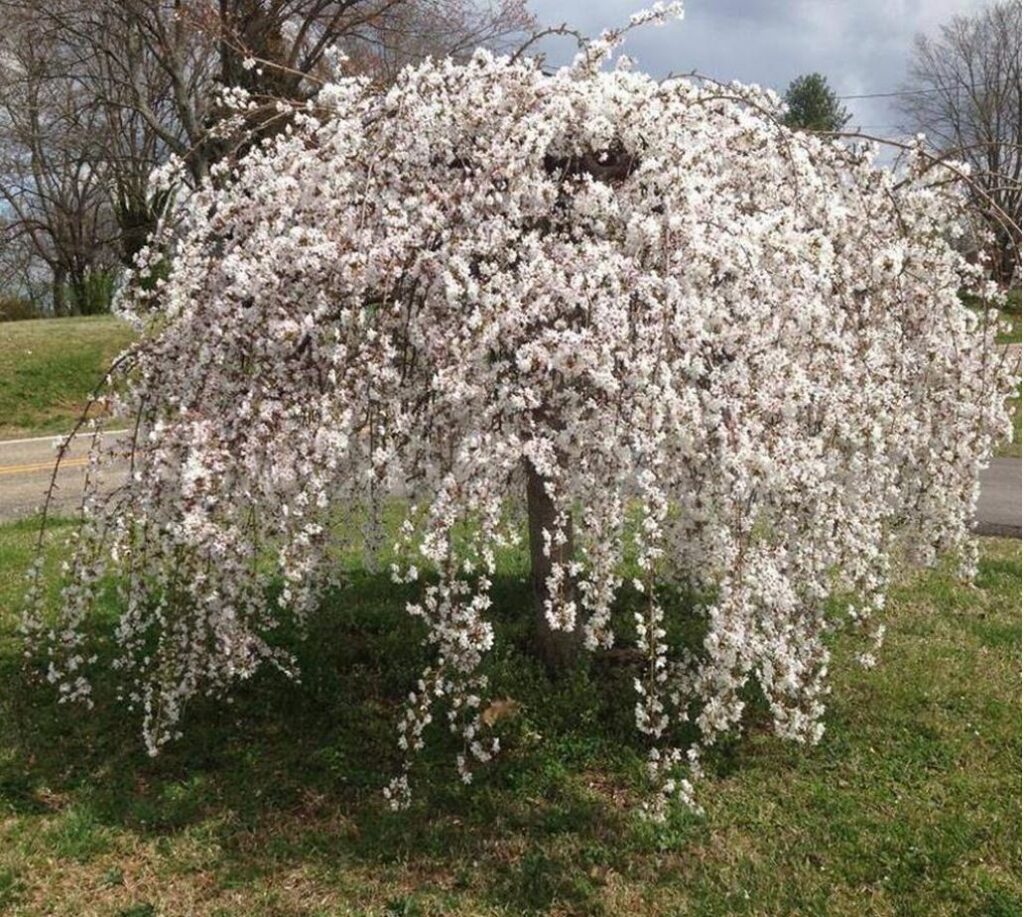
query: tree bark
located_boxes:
[526,461,581,672]
[51,266,67,316]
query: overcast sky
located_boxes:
[527,0,988,137]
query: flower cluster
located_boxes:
[26,20,1016,813]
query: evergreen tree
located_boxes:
[783,73,852,132]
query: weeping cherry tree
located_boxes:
[25,4,1018,815]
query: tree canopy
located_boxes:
[783,72,851,132]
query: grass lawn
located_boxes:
[997,314,1022,346]
[0,515,1019,916]
[0,313,1019,460]
[996,288,1022,345]
[0,316,135,440]
[961,287,1020,457]
[964,288,1021,346]
[1003,390,1022,459]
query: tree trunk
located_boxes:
[51,266,67,317]
[68,272,89,316]
[526,461,581,672]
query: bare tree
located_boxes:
[899,0,1022,282]
[341,0,534,81]
[9,1,532,183]
[0,13,119,314]
[0,0,533,312]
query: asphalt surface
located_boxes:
[974,456,1023,537]
[0,429,131,521]
[0,432,1020,536]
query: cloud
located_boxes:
[527,0,989,135]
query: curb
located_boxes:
[974,521,1022,538]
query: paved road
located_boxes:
[0,430,131,521]
[0,432,1020,536]
[974,456,1022,537]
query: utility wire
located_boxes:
[837,82,1007,100]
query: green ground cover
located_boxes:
[0,515,1018,916]
[0,316,135,439]
[0,313,1018,458]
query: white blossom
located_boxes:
[25,24,1017,816]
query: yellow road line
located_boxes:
[0,456,90,477]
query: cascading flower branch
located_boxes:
[25,4,1017,817]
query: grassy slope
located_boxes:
[0,313,1018,456]
[0,517,1019,916]
[997,313,1022,346]
[968,291,1020,457]
[0,316,135,439]
[998,293,1021,458]
[998,287,1022,345]
[1005,391,1022,459]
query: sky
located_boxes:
[527,0,989,138]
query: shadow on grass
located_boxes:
[1,569,722,913]
[3,536,1020,913]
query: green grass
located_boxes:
[0,316,135,439]
[995,287,1021,457]
[0,311,1018,460]
[1002,390,1022,459]
[963,287,1021,346]
[997,314,1022,346]
[0,517,1019,915]
[1000,287,1022,345]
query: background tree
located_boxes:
[0,0,534,313]
[897,0,1021,283]
[0,11,119,315]
[782,72,851,132]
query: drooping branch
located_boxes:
[27,11,1015,817]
